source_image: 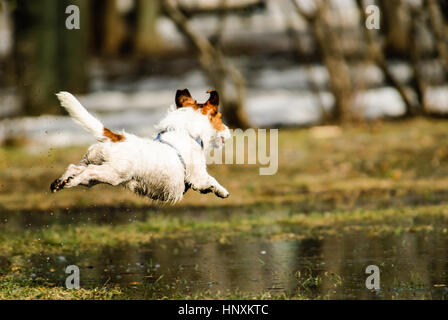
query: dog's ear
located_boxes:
[175,89,195,108]
[205,90,219,110]
[202,90,225,131]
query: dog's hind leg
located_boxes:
[50,144,107,193]
[63,164,126,189]
[50,163,87,193]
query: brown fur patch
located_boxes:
[199,102,226,131]
[209,111,226,131]
[178,96,197,108]
[103,127,125,142]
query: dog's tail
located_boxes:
[56,91,125,142]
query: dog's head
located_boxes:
[174,88,231,150]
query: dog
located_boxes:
[50,89,231,203]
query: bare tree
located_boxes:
[426,0,448,75]
[135,0,162,55]
[91,0,128,57]
[284,9,330,123]
[356,0,417,117]
[378,0,411,56]
[409,5,428,114]
[161,0,251,129]
[13,0,89,115]
[291,0,354,123]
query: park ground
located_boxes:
[1,118,448,299]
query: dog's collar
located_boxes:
[194,135,204,149]
[155,131,186,172]
[156,128,203,149]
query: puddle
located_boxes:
[0,204,243,231]
[0,206,155,230]
[2,232,448,299]
[1,202,447,299]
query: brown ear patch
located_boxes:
[103,127,125,142]
[206,90,219,106]
[201,90,225,131]
[175,89,196,108]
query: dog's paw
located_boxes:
[50,177,72,193]
[215,188,229,199]
[50,179,62,192]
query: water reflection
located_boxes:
[3,232,447,299]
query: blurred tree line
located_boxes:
[1,0,448,127]
[5,0,163,116]
[290,0,448,122]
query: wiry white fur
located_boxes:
[51,92,231,203]
[56,92,106,142]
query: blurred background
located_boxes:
[1,0,447,147]
[1,0,448,300]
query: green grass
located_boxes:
[1,203,448,258]
[0,274,124,300]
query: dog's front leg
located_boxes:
[190,172,229,198]
[203,175,229,198]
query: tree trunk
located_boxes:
[91,0,127,57]
[135,0,162,55]
[426,0,448,76]
[292,0,354,123]
[356,0,416,117]
[13,0,89,116]
[378,0,411,56]
[409,7,427,115]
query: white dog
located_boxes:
[50,89,231,203]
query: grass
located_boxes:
[1,203,448,258]
[0,274,124,299]
[1,118,448,299]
